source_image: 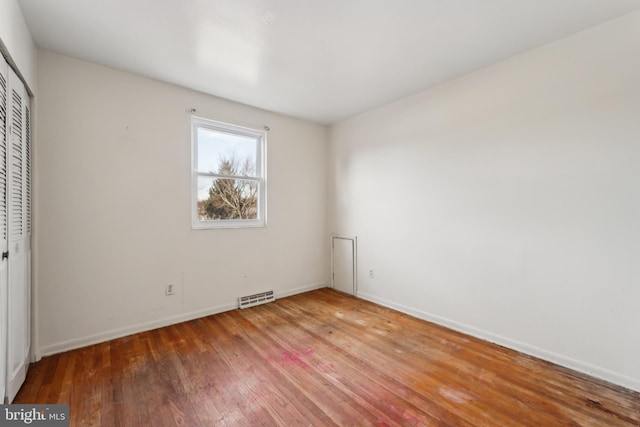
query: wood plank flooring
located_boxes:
[15,288,640,426]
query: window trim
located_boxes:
[191,116,267,229]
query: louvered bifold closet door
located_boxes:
[24,105,30,236]
[6,65,30,403]
[0,61,7,244]
[0,56,9,403]
[10,81,22,241]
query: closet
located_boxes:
[0,56,32,403]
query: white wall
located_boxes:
[0,0,37,92]
[329,10,640,392]
[35,51,329,356]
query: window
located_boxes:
[192,117,266,229]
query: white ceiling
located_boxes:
[17,0,640,124]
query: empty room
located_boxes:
[1,0,640,425]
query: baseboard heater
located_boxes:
[239,290,275,309]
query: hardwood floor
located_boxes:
[15,288,640,426]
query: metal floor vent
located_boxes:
[239,290,275,309]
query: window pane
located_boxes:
[191,117,266,229]
[197,128,257,176]
[197,175,258,220]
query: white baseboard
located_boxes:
[35,282,328,360]
[357,291,640,393]
[276,282,328,299]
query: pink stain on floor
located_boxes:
[388,403,425,425]
[282,348,315,364]
[402,411,422,423]
[249,393,268,403]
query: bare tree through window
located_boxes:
[198,156,257,220]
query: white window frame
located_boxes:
[191,116,267,229]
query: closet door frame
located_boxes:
[5,63,31,403]
[0,54,9,404]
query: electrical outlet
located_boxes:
[165,284,175,296]
[369,269,375,279]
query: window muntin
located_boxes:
[192,117,266,229]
